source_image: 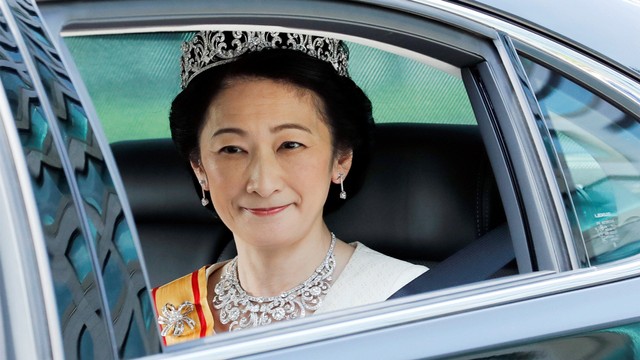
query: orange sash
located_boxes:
[152,266,215,345]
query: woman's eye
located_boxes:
[280,141,303,150]
[219,146,243,154]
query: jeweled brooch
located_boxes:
[157,301,196,337]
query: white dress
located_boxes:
[316,242,428,314]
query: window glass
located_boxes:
[520,55,640,265]
[1,0,161,356]
[64,32,476,143]
[0,7,115,359]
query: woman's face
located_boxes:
[193,78,351,248]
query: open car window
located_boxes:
[41,8,556,353]
[64,33,478,143]
[56,24,529,345]
[33,0,613,356]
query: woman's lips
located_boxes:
[244,204,290,216]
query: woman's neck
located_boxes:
[233,227,334,297]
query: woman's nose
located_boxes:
[245,150,283,197]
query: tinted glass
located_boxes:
[520,55,640,266]
[64,32,476,142]
[2,0,160,357]
[0,5,115,359]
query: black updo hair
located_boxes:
[170,46,374,214]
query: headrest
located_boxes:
[112,123,504,265]
[112,139,213,223]
[326,124,504,262]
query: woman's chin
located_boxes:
[233,220,313,249]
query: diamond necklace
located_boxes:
[213,233,336,331]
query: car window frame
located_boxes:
[33,0,640,357]
[0,87,54,360]
[36,0,553,353]
[40,0,536,273]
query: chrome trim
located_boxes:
[0,1,64,358]
[0,75,50,360]
[499,33,593,269]
[493,33,580,270]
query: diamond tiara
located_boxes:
[180,30,350,89]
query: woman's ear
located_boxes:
[332,151,353,183]
[190,158,209,191]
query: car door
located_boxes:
[28,0,640,359]
[0,0,160,358]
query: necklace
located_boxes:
[213,233,336,331]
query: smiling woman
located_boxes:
[152,30,427,343]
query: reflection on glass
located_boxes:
[3,0,160,356]
[0,8,115,359]
[520,55,640,265]
[102,253,125,312]
[115,217,138,264]
[66,233,92,282]
[78,326,94,360]
[121,316,147,359]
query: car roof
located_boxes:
[455,0,640,78]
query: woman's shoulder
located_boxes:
[153,262,226,292]
[316,242,427,314]
[348,242,428,286]
[152,262,227,344]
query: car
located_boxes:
[1,0,640,359]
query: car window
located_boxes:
[519,55,640,266]
[0,1,160,357]
[64,32,477,143]
[28,1,640,357]
[55,24,523,344]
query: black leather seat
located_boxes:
[326,124,505,267]
[111,139,232,287]
[112,123,506,287]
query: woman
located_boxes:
[153,30,427,344]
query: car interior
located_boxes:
[59,23,521,295]
[112,122,513,290]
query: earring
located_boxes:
[338,173,347,200]
[199,179,210,206]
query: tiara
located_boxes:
[180,30,350,88]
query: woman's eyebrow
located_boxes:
[271,123,312,134]
[212,127,246,138]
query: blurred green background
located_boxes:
[65,32,476,143]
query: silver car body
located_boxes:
[1,0,640,359]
